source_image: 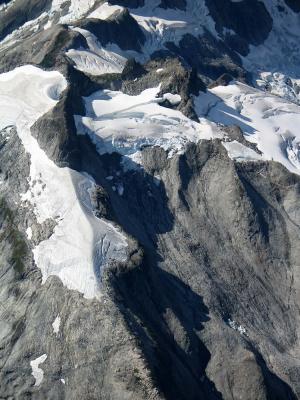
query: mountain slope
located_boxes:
[0,1,300,399]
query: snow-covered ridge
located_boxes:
[0,65,127,300]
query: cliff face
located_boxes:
[0,1,300,399]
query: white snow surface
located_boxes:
[76,80,300,171]
[228,319,246,336]
[52,315,61,336]
[26,227,33,240]
[256,72,300,105]
[195,81,300,174]
[66,28,127,76]
[0,65,127,300]
[75,85,216,163]
[243,0,300,78]
[30,354,47,387]
[88,0,217,63]
[52,0,98,24]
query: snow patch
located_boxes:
[228,319,246,336]
[52,315,61,336]
[223,141,262,162]
[26,227,33,240]
[30,354,47,387]
[243,0,300,77]
[162,93,181,105]
[66,28,127,76]
[256,72,300,105]
[88,0,217,63]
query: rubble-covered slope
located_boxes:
[0,1,300,399]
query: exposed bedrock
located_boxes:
[0,0,53,41]
[159,0,187,10]
[165,32,250,82]
[108,0,186,9]
[2,113,300,399]
[121,56,206,121]
[30,64,122,169]
[204,0,273,55]
[97,141,300,399]
[0,25,87,74]
[77,8,146,52]
[284,0,300,13]
[108,0,145,7]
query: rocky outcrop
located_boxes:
[0,25,86,73]
[103,141,300,399]
[77,9,146,52]
[0,0,52,41]
[205,0,273,55]
[109,0,145,7]
[284,0,300,13]
[30,63,122,168]
[165,31,249,82]
[1,1,300,399]
[159,0,186,10]
[121,56,205,120]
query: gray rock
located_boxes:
[76,8,146,52]
[205,0,273,55]
[0,0,52,41]
[284,0,300,13]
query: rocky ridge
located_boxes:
[0,1,300,399]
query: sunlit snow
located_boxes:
[75,85,216,160]
[196,81,300,174]
[30,354,47,387]
[0,66,127,300]
[52,315,61,336]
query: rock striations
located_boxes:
[0,1,300,399]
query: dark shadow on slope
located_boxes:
[71,139,221,398]
[248,344,298,400]
[110,255,223,400]
[196,92,256,136]
[58,131,298,400]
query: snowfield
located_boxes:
[75,85,217,165]
[76,78,300,176]
[0,65,127,300]
[196,81,300,174]
[66,28,127,76]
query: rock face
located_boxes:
[0,0,52,40]
[106,142,300,399]
[284,0,300,13]
[109,0,145,7]
[165,32,248,82]
[205,0,273,53]
[1,1,300,399]
[77,9,146,52]
[159,0,187,10]
[0,25,86,73]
